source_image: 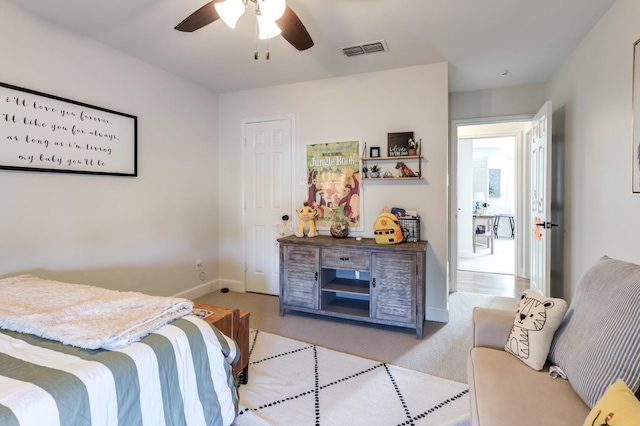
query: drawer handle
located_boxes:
[339,257,350,261]
[315,271,318,281]
[372,277,376,288]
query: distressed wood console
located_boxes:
[278,235,427,338]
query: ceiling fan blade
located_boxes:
[277,5,314,51]
[175,1,221,32]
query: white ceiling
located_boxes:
[6,0,615,94]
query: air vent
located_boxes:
[343,46,365,57]
[341,40,389,57]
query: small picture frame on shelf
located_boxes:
[369,146,380,158]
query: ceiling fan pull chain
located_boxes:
[266,41,270,60]
[254,13,259,60]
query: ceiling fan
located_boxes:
[175,0,314,52]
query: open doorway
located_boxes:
[458,136,516,273]
[450,119,531,298]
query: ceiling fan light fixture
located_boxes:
[257,15,282,39]
[258,0,286,20]
[215,0,246,29]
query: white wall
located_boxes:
[548,0,640,299]
[8,0,632,313]
[218,63,451,321]
[450,84,548,121]
[0,1,220,298]
[475,145,516,216]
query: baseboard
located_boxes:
[173,281,215,300]
[426,305,449,323]
[214,278,245,293]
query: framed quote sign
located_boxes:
[387,131,413,157]
[0,82,137,176]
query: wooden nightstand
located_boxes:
[193,303,250,384]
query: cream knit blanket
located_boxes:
[0,274,193,349]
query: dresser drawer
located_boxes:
[321,249,370,270]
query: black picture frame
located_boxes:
[0,82,137,176]
[387,131,414,157]
[369,146,380,158]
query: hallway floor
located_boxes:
[458,237,515,275]
[457,237,528,298]
[456,270,528,298]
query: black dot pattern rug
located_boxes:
[235,330,470,425]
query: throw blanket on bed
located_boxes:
[0,274,193,349]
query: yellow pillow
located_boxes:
[583,379,640,426]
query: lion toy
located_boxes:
[295,201,319,237]
[395,161,420,178]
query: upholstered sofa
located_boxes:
[467,256,640,426]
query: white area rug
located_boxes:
[235,330,470,426]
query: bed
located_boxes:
[0,275,239,426]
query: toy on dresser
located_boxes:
[295,201,319,237]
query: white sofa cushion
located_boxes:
[548,256,640,408]
[504,289,567,370]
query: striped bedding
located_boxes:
[0,315,239,426]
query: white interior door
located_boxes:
[529,101,553,296]
[472,157,489,197]
[244,118,292,295]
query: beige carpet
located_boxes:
[195,291,517,384]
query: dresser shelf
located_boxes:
[322,279,369,295]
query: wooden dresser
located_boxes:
[277,235,427,338]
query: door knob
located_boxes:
[535,221,559,229]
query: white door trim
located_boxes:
[449,114,532,293]
[241,113,296,292]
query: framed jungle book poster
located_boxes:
[306,140,362,231]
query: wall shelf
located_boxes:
[363,155,423,161]
[364,177,422,181]
[362,155,424,180]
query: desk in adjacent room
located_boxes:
[473,215,495,254]
[493,214,515,239]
